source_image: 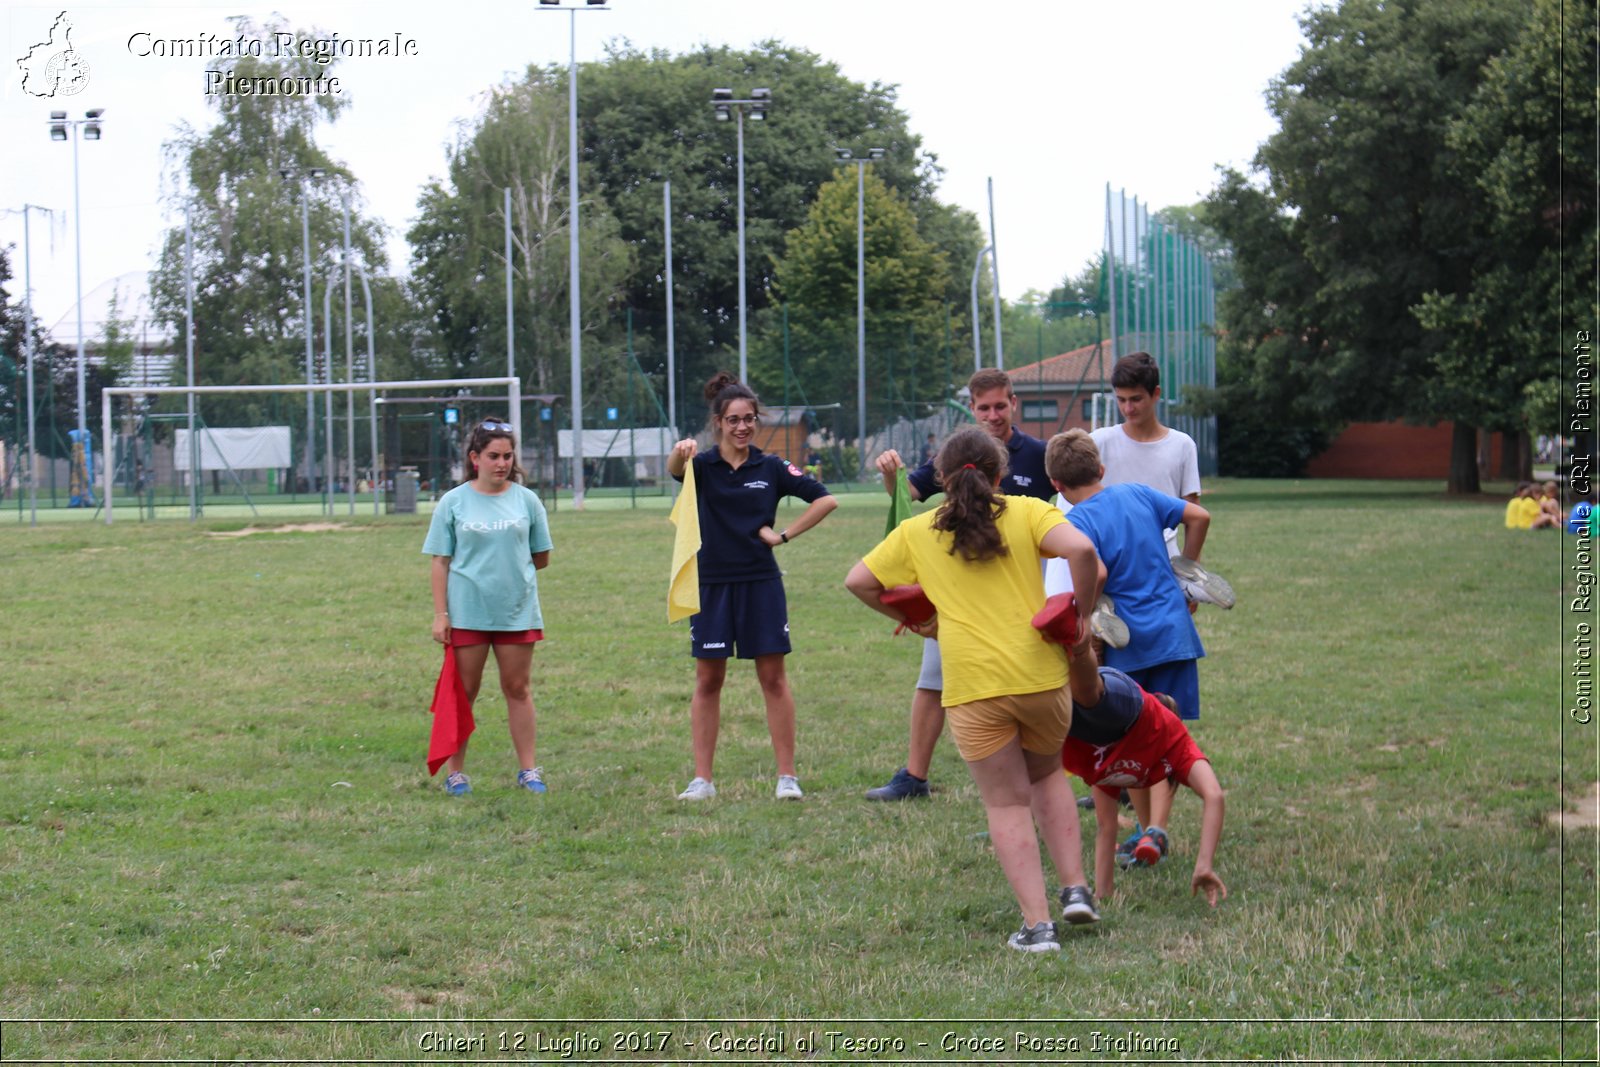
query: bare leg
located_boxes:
[494,643,537,769]
[1026,751,1088,888]
[905,688,946,779]
[446,642,491,774]
[690,658,727,781]
[753,653,797,777]
[966,737,1053,927]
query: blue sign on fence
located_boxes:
[541,407,552,422]
[606,407,618,421]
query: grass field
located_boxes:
[0,479,1592,1062]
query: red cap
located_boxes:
[879,584,936,625]
[1030,592,1081,645]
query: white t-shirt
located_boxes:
[1090,424,1201,555]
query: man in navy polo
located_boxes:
[866,367,1056,800]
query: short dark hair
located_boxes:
[1111,352,1160,394]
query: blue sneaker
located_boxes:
[443,771,471,796]
[516,768,547,794]
[1115,822,1143,868]
[865,767,930,801]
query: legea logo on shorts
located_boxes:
[17,12,91,98]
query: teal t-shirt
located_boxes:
[422,482,553,631]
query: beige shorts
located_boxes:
[945,687,1073,763]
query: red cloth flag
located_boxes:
[427,646,475,776]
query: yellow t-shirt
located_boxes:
[862,495,1068,707]
[1508,496,1540,530]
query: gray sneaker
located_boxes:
[1171,556,1236,609]
[1090,595,1130,648]
[677,776,716,800]
[1059,884,1102,925]
[1006,920,1061,953]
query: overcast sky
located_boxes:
[3,0,1312,340]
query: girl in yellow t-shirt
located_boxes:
[847,428,1105,952]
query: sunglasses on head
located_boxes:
[480,420,514,432]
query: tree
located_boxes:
[574,41,974,423]
[149,16,388,431]
[765,167,951,424]
[1204,0,1540,487]
[408,69,635,407]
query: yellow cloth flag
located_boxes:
[667,460,702,623]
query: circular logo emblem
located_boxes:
[44,50,90,96]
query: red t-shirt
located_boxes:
[1062,688,1207,795]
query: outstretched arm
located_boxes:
[1091,787,1121,903]
[1185,760,1228,907]
[874,449,925,502]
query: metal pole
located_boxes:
[970,245,991,372]
[72,125,87,443]
[358,267,378,515]
[23,206,39,526]
[567,10,585,509]
[505,186,515,386]
[301,180,314,497]
[1105,183,1119,360]
[342,191,355,515]
[736,106,747,381]
[856,160,866,473]
[664,180,676,444]
[323,279,334,516]
[184,201,197,521]
[979,178,1004,371]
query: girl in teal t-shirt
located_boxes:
[422,419,553,796]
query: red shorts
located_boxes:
[1062,690,1207,795]
[449,628,544,648]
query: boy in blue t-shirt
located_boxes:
[1045,429,1214,853]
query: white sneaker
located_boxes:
[1090,595,1131,648]
[677,776,716,800]
[775,775,804,800]
[1171,556,1236,609]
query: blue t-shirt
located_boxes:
[678,446,831,584]
[908,427,1051,502]
[1066,483,1203,673]
[421,482,554,630]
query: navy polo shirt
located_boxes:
[907,427,1052,502]
[679,446,832,583]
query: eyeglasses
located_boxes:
[480,420,514,432]
[721,414,759,427]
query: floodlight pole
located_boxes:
[538,1,609,509]
[280,167,325,496]
[833,147,885,474]
[341,189,355,516]
[356,265,379,514]
[664,180,677,451]
[47,109,103,446]
[711,88,771,382]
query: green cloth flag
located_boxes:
[886,466,913,535]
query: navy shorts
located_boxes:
[690,578,791,659]
[1127,659,1201,722]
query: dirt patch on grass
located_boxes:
[207,523,366,537]
[1549,781,1600,831]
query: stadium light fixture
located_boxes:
[709,87,772,380]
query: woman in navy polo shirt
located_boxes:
[666,373,837,801]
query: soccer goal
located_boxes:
[100,377,521,524]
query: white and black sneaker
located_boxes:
[1006,920,1061,953]
[1171,556,1236,609]
[1059,884,1102,925]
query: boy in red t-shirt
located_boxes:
[1060,637,1228,906]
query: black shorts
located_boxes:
[690,578,791,659]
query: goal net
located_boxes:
[100,377,521,524]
